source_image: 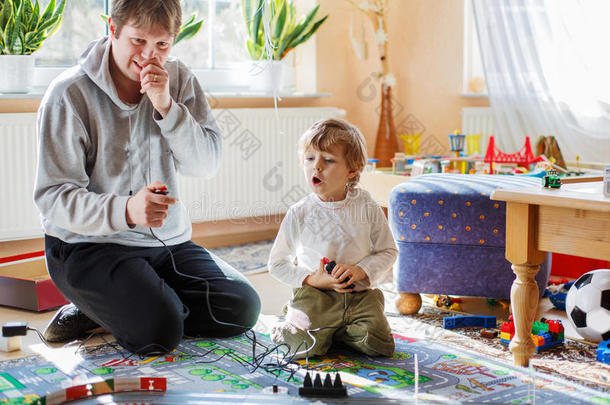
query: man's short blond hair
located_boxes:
[111,0,182,40]
[298,118,368,187]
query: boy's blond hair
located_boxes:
[298,118,367,187]
[111,0,182,40]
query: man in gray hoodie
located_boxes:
[34,0,261,354]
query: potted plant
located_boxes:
[240,0,327,92]
[0,0,66,93]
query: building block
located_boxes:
[480,329,498,339]
[547,320,564,334]
[442,315,496,330]
[501,321,515,335]
[500,319,564,352]
[597,340,610,364]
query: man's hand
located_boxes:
[303,259,356,292]
[126,181,178,227]
[139,57,172,117]
[329,264,369,293]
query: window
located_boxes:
[32,0,252,91]
[35,0,106,67]
[167,0,249,70]
[462,0,487,96]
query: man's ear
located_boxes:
[108,17,117,38]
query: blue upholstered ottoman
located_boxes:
[388,174,551,313]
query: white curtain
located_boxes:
[472,0,610,163]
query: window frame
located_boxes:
[30,0,309,94]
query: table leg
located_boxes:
[509,263,541,367]
[502,202,546,367]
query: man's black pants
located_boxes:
[45,235,261,354]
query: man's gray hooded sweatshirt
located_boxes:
[34,36,222,246]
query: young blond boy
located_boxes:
[268,118,398,358]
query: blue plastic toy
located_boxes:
[443,315,496,330]
[597,340,610,364]
[547,281,574,311]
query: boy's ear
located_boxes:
[347,165,363,179]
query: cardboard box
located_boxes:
[0,255,68,311]
[551,253,610,279]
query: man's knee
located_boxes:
[116,305,185,354]
[230,283,261,329]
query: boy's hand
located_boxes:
[303,260,364,293]
[303,259,348,291]
[126,181,178,227]
[139,57,172,117]
[330,264,369,293]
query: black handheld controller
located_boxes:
[324,260,355,289]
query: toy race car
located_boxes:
[542,169,561,188]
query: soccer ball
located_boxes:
[565,269,610,342]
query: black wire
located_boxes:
[146,227,301,374]
[26,327,51,348]
[148,226,250,330]
[28,313,305,383]
[27,229,323,381]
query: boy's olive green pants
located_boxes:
[271,286,394,358]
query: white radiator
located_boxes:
[461,107,496,153]
[179,107,345,222]
[0,107,345,241]
[0,113,40,240]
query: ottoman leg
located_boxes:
[396,293,422,315]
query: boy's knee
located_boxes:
[343,321,395,357]
[365,330,395,357]
[271,322,332,359]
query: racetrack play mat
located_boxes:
[1,330,608,404]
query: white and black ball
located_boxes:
[565,269,610,343]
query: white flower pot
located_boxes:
[0,55,35,94]
[248,60,286,93]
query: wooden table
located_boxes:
[359,171,409,208]
[491,181,610,367]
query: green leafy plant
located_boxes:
[241,0,327,60]
[0,0,66,55]
[100,13,204,45]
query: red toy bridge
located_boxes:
[484,135,544,171]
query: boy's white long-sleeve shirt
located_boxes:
[268,188,398,290]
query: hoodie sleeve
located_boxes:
[34,100,132,236]
[154,71,221,178]
[267,209,313,288]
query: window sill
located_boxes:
[0,88,332,100]
[210,91,331,99]
[460,92,489,99]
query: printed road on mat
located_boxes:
[0,332,608,404]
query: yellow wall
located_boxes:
[309,0,489,155]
